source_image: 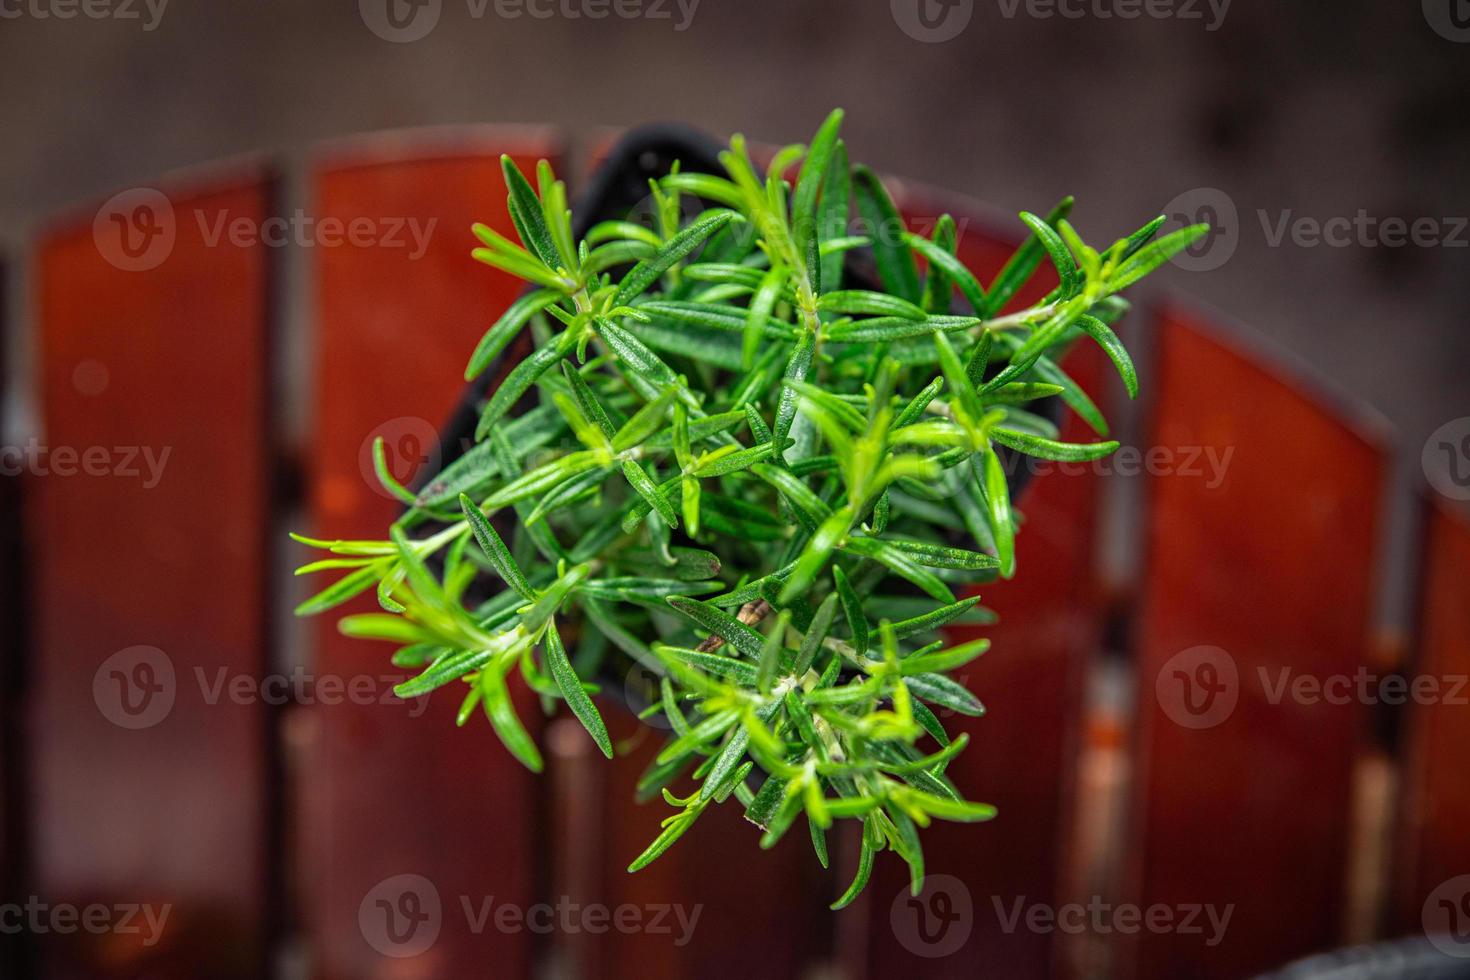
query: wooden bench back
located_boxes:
[11,126,1452,980]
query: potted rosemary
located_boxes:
[293,109,1204,908]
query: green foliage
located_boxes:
[294,109,1205,905]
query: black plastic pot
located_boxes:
[1254,937,1470,979]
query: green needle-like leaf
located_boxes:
[461,494,537,601]
[545,621,613,759]
[853,165,921,302]
[615,210,740,307]
[502,155,562,271]
[666,596,766,659]
[833,565,868,656]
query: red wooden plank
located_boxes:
[543,690,832,980]
[303,128,561,980]
[31,171,275,978]
[1392,498,1470,946]
[1124,304,1388,978]
[848,189,1106,980]
[544,133,833,980]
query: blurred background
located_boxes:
[2,2,1468,979]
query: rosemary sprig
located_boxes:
[293,109,1207,905]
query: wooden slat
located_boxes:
[304,129,560,980]
[849,192,1106,979]
[1,255,33,979]
[1125,304,1387,978]
[542,131,831,980]
[1392,498,1470,939]
[546,695,831,980]
[31,172,275,978]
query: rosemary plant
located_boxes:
[293,109,1205,907]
